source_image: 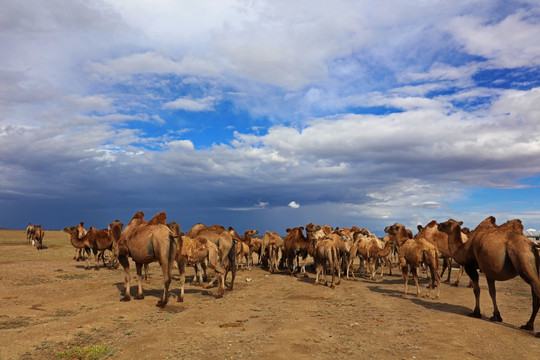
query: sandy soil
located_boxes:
[0,229,539,360]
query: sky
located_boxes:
[2,0,540,236]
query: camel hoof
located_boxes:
[177,297,184,303]
[215,294,223,299]
[535,332,540,338]
[156,300,167,308]
[451,283,458,287]
[468,312,482,319]
[490,315,503,322]
[520,323,534,331]
[120,296,131,302]
[134,295,144,300]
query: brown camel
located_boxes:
[186,223,238,290]
[175,233,226,302]
[416,221,471,287]
[67,225,115,269]
[384,223,441,299]
[26,223,35,244]
[33,225,44,250]
[262,231,284,273]
[437,217,540,335]
[283,227,311,276]
[309,237,341,288]
[113,211,176,307]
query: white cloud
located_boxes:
[448,10,540,68]
[163,96,218,112]
[288,201,300,209]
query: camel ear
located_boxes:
[459,221,463,226]
[300,226,304,231]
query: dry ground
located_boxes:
[1,229,539,360]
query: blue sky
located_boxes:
[2,0,540,236]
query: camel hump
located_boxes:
[148,212,167,225]
[502,219,524,233]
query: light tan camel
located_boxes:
[186,223,237,290]
[228,227,259,270]
[26,223,35,244]
[309,237,341,288]
[384,223,441,299]
[437,217,540,335]
[113,211,176,307]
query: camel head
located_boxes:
[437,219,463,235]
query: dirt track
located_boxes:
[1,229,539,359]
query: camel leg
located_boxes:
[176,260,186,302]
[520,290,539,331]
[465,265,482,318]
[401,264,409,297]
[134,262,145,300]
[445,258,453,283]
[452,265,465,287]
[412,267,421,297]
[119,255,132,302]
[156,260,172,308]
[486,278,503,322]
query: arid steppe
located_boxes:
[0,229,539,359]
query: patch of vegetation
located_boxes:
[50,309,77,318]
[56,273,93,280]
[0,316,32,329]
[55,344,116,360]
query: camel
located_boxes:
[174,233,226,302]
[261,231,284,273]
[282,227,311,276]
[437,217,540,335]
[33,225,44,250]
[309,236,341,288]
[113,211,177,307]
[416,221,471,288]
[346,229,392,280]
[229,227,259,270]
[384,223,441,299]
[64,223,89,262]
[67,225,115,269]
[186,223,238,290]
[26,223,35,244]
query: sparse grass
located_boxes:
[56,273,93,280]
[0,316,32,329]
[55,344,116,360]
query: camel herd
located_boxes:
[24,211,540,338]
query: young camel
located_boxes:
[113,211,177,307]
[384,223,441,299]
[438,217,540,336]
